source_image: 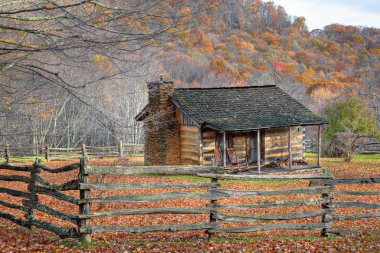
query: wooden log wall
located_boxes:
[232,133,248,164]
[201,129,217,166]
[180,125,201,165]
[264,126,305,162]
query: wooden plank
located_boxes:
[216,210,327,222]
[198,173,332,180]
[0,164,31,172]
[334,177,380,185]
[265,149,303,158]
[181,153,199,161]
[79,182,220,190]
[202,146,216,151]
[35,174,79,191]
[22,200,77,224]
[180,148,199,154]
[80,192,227,204]
[0,175,31,183]
[0,211,29,228]
[209,186,332,197]
[265,140,304,149]
[0,200,28,212]
[180,142,199,148]
[265,131,305,138]
[180,125,199,133]
[333,201,380,209]
[79,208,215,219]
[36,163,80,173]
[0,187,31,199]
[266,144,303,152]
[265,153,304,162]
[86,166,218,175]
[265,136,304,144]
[83,223,217,234]
[212,198,324,209]
[180,133,199,140]
[265,146,304,156]
[32,218,78,238]
[31,185,79,204]
[210,222,331,233]
[333,190,380,195]
[333,212,380,221]
[202,131,217,138]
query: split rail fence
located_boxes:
[0,160,379,242]
[1,142,144,162]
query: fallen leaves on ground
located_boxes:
[0,157,379,252]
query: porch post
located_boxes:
[317,125,322,167]
[288,126,292,170]
[257,130,261,173]
[223,131,227,167]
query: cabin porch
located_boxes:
[201,125,323,172]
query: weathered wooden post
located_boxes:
[288,127,292,170]
[118,140,124,157]
[78,156,91,243]
[317,125,322,167]
[207,177,218,240]
[257,130,261,173]
[26,158,41,228]
[81,143,88,158]
[321,168,334,236]
[223,132,227,167]
[5,143,10,164]
[45,145,50,161]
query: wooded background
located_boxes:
[1,0,379,150]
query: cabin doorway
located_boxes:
[215,131,264,165]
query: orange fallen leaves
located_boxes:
[0,157,379,252]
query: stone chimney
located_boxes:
[144,75,180,166]
[147,75,174,111]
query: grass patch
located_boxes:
[62,239,106,248]
[0,156,46,163]
[306,152,380,165]
[136,174,296,185]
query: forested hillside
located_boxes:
[165,0,379,116]
[0,0,378,149]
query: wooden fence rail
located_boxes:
[1,142,144,162]
[0,161,379,242]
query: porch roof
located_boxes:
[172,85,328,131]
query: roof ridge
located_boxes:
[174,85,277,90]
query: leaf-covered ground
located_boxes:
[0,155,379,252]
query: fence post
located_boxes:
[45,145,50,161]
[78,156,91,243]
[81,143,88,158]
[119,140,124,157]
[5,144,10,164]
[321,168,334,236]
[207,177,218,240]
[27,158,41,229]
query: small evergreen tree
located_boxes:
[325,96,380,162]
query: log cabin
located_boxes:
[135,77,327,169]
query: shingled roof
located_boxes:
[171,85,327,131]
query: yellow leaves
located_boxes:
[179,7,191,16]
[261,32,278,45]
[27,97,37,103]
[92,54,114,73]
[0,38,17,44]
[369,48,380,56]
